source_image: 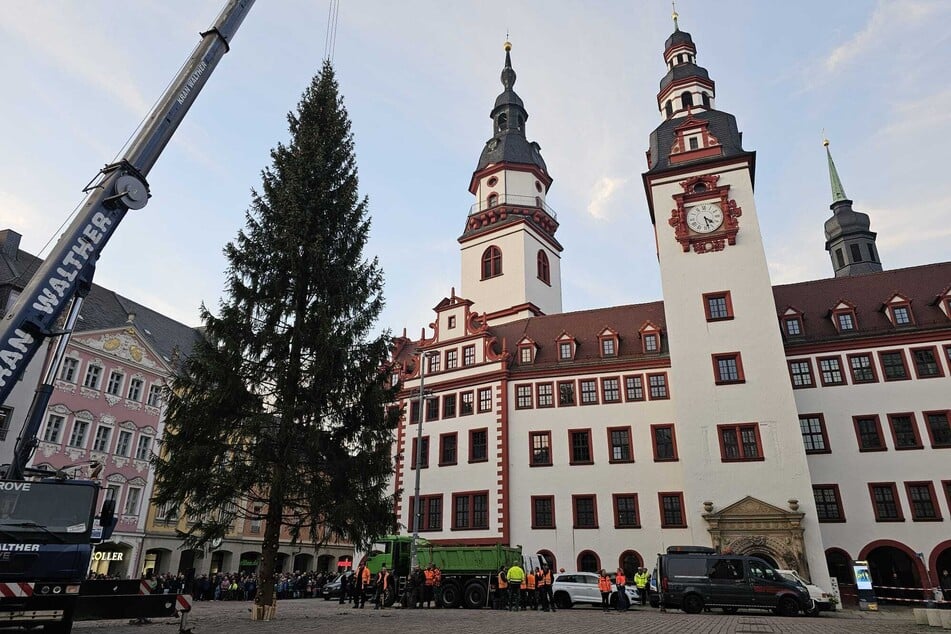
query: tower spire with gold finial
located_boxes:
[672,1,680,31]
[823,137,849,204]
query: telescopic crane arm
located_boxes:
[1,0,255,479]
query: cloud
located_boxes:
[586,176,627,220]
[0,191,48,239]
[877,88,951,139]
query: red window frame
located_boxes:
[642,332,660,353]
[650,424,678,462]
[943,481,951,517]
[868,482,904,522]
[647,372,669,400]
[577,551,601,573]
[529,430,553,467]
[536,250,550,285]
[886,412,923,450]
[568,428,594,465]
[410,435,430,469]
[579,379,599,405]
[459,391,474,416]
[557,380,576,407]
[923,410,951,448]
[799,413,831,454]
[717,423,764,462]
[904,481,942,521]
[599,333,618,358]
[787,359,815,388]
[782,315,803,337]
[712,352,745,385]
[571,494,599,529]
[846,352,878,384]
[910,346,944,379]
[612,493,641,528]
[407,494,443,532]
[702,291,734,321]
[606,426,634,464]
[445,348,458,369]
[451,490,490,530]
[853,415,886,452]
[816,355,847,386]
[601,377,621,403]
[813,484,846,523]
[557,339,575,361]
[624,374,645,402]
[477,387,493,413]
[531,495,555,529]
[462,345,476,367]
[481,245,502,279]
[878,349,910,382]
[833,308,857,332]
[515,383,534,410]
[442,394,456,419]
[658,492,687,528]
[468,428,488,463]
[536,382,554,408]
[438,432,458,466]
[888,301,915,326]
[518,345,534,365]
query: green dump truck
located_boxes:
[364,535,521,608]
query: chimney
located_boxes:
[0,230,21,259]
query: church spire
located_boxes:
[824,139,849,203]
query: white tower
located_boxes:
[459,42,563,325]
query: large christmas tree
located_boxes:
[152,60,398,610]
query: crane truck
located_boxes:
[0,1,254,631]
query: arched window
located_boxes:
[577,550,600,573]
[619,550,643,579]
[701,92,710,108]
[487,193,499,208]
[665,100,673,118]
[537,250,550,284]
[481,246,502,279]
[681,91,693,110]
[497,113,508,130]
[537,550,556,572]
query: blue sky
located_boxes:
[1,1,949,334]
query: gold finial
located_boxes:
[822,128,829,147]
[672,1,679,29]
[504,40,512,52]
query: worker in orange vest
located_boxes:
[423,564,435,608]
[540,565,556,612]
[373,566,390,610]
[615,568,629,611]
[432,565,443,608]
[495,566,508,610]
[598,569,612,612]
[524,567,536,610]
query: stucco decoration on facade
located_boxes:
[78,332,164,371]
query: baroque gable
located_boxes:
[73,328,167,373]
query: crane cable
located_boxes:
[324,0,340,62]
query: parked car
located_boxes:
[551,572,639,609]
[321,571,354,600]
[649,566,660,607]
[775,569,835,615]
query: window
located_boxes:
[879,350,909,381]
[887,413,922,450]
[411,436,430,469]
[127,377,143,401]
[115,430,132,457]
[106,370,123,396]
[613,494,640,528]
[579,379,598,405]
[643,333,659,353]
[536,383,554,408]
[651,424,678,461]
[157,501,179,525]
[409,401,420,424]
[602,378,620,403]
[427,354,441,374]
[572,495,598,528]
[681,91,693,109]
[853,416,886,451]
[835,248,845,268]
[944,481,951,517]
[659,492,686,528]
[446,349,458,370]
[594,423,628,465]
[407,494,443,531]
[105,485,120,502]
[799,414,830,454]
[124,487,142,515]
[850,243,863,262]
[601,338,616,357]
[911,347,943,378]
[624,375,644,401]
[817,356,846,386]
[718,424,763,461]
[250,505,263,533]
[43,414,64,443]
[447,315,456,329]
[83,365,102,390]
[701,92,711,108]
[648,373,668,399]
[147,384,163,407]
[463,345,476,367]
[439,432,457,466]
[558,381,575,406]
[481,246,502,279]
[788,360,815,388]
[578,551,600,573]
[688,136,699,150]
[477,388,492,413]
[559,341,573,361]
[135,435,152,461]
[68,420,89,448]
[891,304,912,326]
[532,496,555,528]
[442,394,456,419]
[452,491,489,530]
[60,357,78,382]
[529,431,552,466]
[905,482,941,521]
[469,429,488,463]
[519,347,533,364]
[836,311,855,332]
[703,291,733,321]
[537,250,550,284]
[847,353,877,383]
[460,391,474,416]
[813,485,845,522]
[92,426,112,453]
[869,483,903,521]
[713,353,744,384]
[569,429,593,465]
[515,384,533,409]
[783,316,802,336]
[925,411,951,448]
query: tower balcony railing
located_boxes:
[469,193,557,220]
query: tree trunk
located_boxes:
[255,476,285,609]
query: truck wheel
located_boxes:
[776,596,799,617]
[682,593,704,614]
[463,581,487,609]
[440,580,462,608]
[553,591,572,609]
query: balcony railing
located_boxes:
[469,193,557,220]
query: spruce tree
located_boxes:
[152,61,398,610]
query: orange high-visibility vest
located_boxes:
[526,572,536,590]
[498,573,508,589]
[598,575,611,592]
[544,571,552,585]
[362,567,371,585]
[433,569,442,586]
[378,572,388,590]
[616,573,626,586]
[424,569,434,586]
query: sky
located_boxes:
[1,0,950,335]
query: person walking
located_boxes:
[634,567,649,606]
[338,572,349,605]
[506,561,525,611]
[615,568,629,612]
[359,562,371,608]
[598,569,612,612]
[352,564,364,608]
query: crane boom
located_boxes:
[0,0,255,476]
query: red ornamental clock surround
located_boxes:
[668,174,742,254]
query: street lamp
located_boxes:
[410,349,439,571]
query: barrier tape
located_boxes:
[176,594,192,613]
[872,584,941,592]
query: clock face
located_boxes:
[686,202,724,234]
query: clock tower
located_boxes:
[459,42,563,325]
[642,17,831,584]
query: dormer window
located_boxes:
[892,305,911,325]
[598,329,619,358]
[831,302,857,333]
[639,321,662,354]
[556,333,577,362]
[517,338,536,365]
[602,339,615,357]
[644,334,659,352]
[837,312,854,331]
[885,295,914,327]
[780,306,804,338]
